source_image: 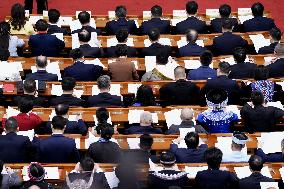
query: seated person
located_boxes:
[108,45,139,81]
[93,107,117,134]
[87,75,122,107]
[140,5,170,34]
[222,132,250,162]
[241,91,284,133]
[197,89,239,133]
[211,19,248,56]
[195,147,239,189]
[72,11,101,34]
[176,1,207,34]
[47,9,68,35]
[259,27,281,54]
[187,50,217,80]
[266,43,284,78]
[256,138,284,162]
[106,28,137,57]
[125,111,162,134]
[50,77,85,107]
[178,29,206,57]
[228,47,257,79]
[243,2,276,32]
[64,48,103,81]
[26,55,58,81]
[141,27,171,57]
[170,132,208,163]
[0,160,21,188]
[166,109,207,134]
[78,29,103,58]
[239,155,275,189]
[34,116,80,163]
[148,151,189,189]
[66,157,110,189]
[132,85,157,106]
[210,4,239,33]
[87,125,122,163]
[28,19,65,57]
[115,162,140,189]
[105,5,137,35]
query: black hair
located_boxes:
[270,27,282,41]
[0,49,10,61]
[35,19,48,32]
[100,126,114,140]
[160,151,176,167]
[148,28,160,41]
[52,116,67,130]
[55,104,69,116]
[135,85,156,106]
[200,50,213,66]
[204,147,223,169]
[139,133,154,151]
[48,9,60,23]
[253,65,269,80]
[10,3,26,31]
[218,61,231,74]
[219,4,231,18]
[249,155,264,172]
[61,77,76,91]
[115,6,127,18]
[221,18,233,30]
[96,107,109,123]
[151,5,162,17]
[24,78,36,93]
[233,47,247,63]
[18,97,34,113]
[97,75,111,90]
[36,56,48,68]
[78,11,91,25]
[78,30,91,42]
[185,132,199,149]
[186,1,198,15]
[251,2,264,17]
[0,160,3,187]
[156,50,169,65]
[70,48,83,60]
[0,22,10,52]
[80,156,95,171]
[251,91,264,106]
[116,28,129,43]
[5,117,18,133]
[115,44,128,57]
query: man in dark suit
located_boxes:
[29,19,65,57]
[211,19,248,56]
[47,9,68,35]
[210,4,239,33]
[50,77,85,107]
[105,6,137,35]
[35,116,80,163]
[243,2,276,32]
[141,28,171,57]
[259,27,281,54]
[140,5,170,35]
[78,30,103,58]
[176,1,207,34]
[0,118,37,163]
[87,75,122,107]
[256,138,284,162]
[160,66,200,106]
[267,43,284,78]
[229,47,257,79]
[178,29,206,57]
[64,48,103,81]
[239,155,275,189]
[195,147,239,189]
[71,11,101,35]
[106,28,137,57]
[26,56,58,81]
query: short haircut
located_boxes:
[218,61,231,74]
[115,44,128,57]
[5,117,18,132]
[78,30,91,42]
[251,91,264,106]
[100,126,114,140]
[200,50,213,66]
[115,6,127,18]
[186,29,198,43]
[18,97,34,113]
[69,48,83,60]
[80,157,95,171]
[233,47,247,63]
[249,155,264,172]
[221,18,233,30]
[156,50,169,65]
[78,11,90,25]
[61,77,76,91]
[160,151,176,167]
[270,27,282,41]
[219,4,231,18]
[35,56,48,68]
[151,5,162,17]
[55,104,69,116]
[97,75,111,90]
[204,147,223,169]
[35,19,48,31]
[115,28,129,43]
[139,133,154,150]
[48,9,60,23]
[174,66,186,78]
[140,111,153,125]
[251,2,264,17]
[186,1,198,15]
[51,116,67,130]
[0,49,10,61]
[148,28,160,41]
[274,43,284,55]
[281,138,284,148]
[24,78,36,93]
[185,132,199,149]
[96,107,109,123]
[253,65,269,80]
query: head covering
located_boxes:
[232,132,248,145]
[160,151,176,165]
[28,162,45,182]
[206,89,228,110]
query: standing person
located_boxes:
[24,0,48,14]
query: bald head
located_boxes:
[174,66,186,80]
[140,111,153,126]
[186,30,198,43]
[180,109,194,121]
[36,55,48,69]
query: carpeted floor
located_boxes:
[1,0,283,29]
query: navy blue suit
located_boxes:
[28,33,65,57]
[256,148,284,162]
[64,61,103,81]
[243,16,276,32]
[87,92,122,107]
[140,18,171,34]
[239,172,274,189]
[125,125,162,134]
[176,16,207,34]
[71,26,101,35]
[267,58,284,78]
[79,44,103,58]
[35,134,80,163]
[188,66,217,80]
[26,70,58,81]
[212,32,248,56]
[106,45,137,57]
[170,144,207,163]
[50,94,85,107]
[47,24,68,35]
[258,42,278,54]
[228,62,257,79]
[178,42,206,57]
[141,42,171,57]
[210,17,238,33]
[105,18,137,35]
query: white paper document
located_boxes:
[107,37,134,47]
[127,138,140,149]
[105,172,119,188]
[238,15,254,24]
[260,182,279,189]
[164,109,182,128]
[17,130,35,141]
[215,137,247,155]
[128,84,142,94]
[0,62,22,81]
[184,60,202,69]
[173,10,187,18]
[143,11,151,20]
[6,106,20,118]
[226,105,241,118]
[267,101,283,110]
[145,56,157,72]
[179,128,195,139]
[249,34,270,53]
[52,33,64,41]
[108,11,116,20]
[171,18,186,26]
[58,16,73,26]
[44,167,60,179]
[238,8,252,16]
[260,132,284,154]
[279,167,284,180]
[84,59,105,68]
[72,32,100,49]
[184,166,208,178]
[206,9,220,18]
[234,166,272,179]
[92,84,121,96]
[51,84,63,96]
[29,16,43,24]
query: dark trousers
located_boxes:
[24,0,48,14]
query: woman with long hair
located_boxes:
[0,160,21,188]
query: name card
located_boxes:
[184,166,208,178]
[238,8,252,16]
[173,10,187,18]
[206,9,220,18]
[108,11,116,20]
[143,11,151,20]
[127,138,140,149]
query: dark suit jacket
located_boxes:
[212,32,248,56]
[170,144,208,163]
[67,172,110,189]
[106,44,137,57]
[64,61,103,81]
[50,94,85,107]
[125,125,162,134]
[79,44,103,58]
[178,42,207,57]
[228,62,257,79]
[47,24,68,35]
[13,95,48,107]
[243,16,276,32]
[87,92,122,107]
[176,16,207,34]
[166,121,208,134]
[267,58,284,78]
[26,70,58,81]
[210,17,238,33]
[28,33,65,57]
[140,18,171,34]
[71,25,101,35]
[239,172,274,189]
[141,42,171,57]
[105,18,137,35]
[256,148,284,162]
[188,66,217,80]
[35,134,80,163]
[159,79,200,105]
[258,42,278,54]
[123,149,158,164]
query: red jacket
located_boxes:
[2,113,42,131]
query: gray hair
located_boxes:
[97,75,111,90]
[281,138,284,148]
[35,55,48,68]
[180,109,194,121]
[140,111,153,125]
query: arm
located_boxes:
[255,148,268,162]
[8,172,22,187]
[169,144,179,153]
[17,38,25,47]
[77,119,88,136]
